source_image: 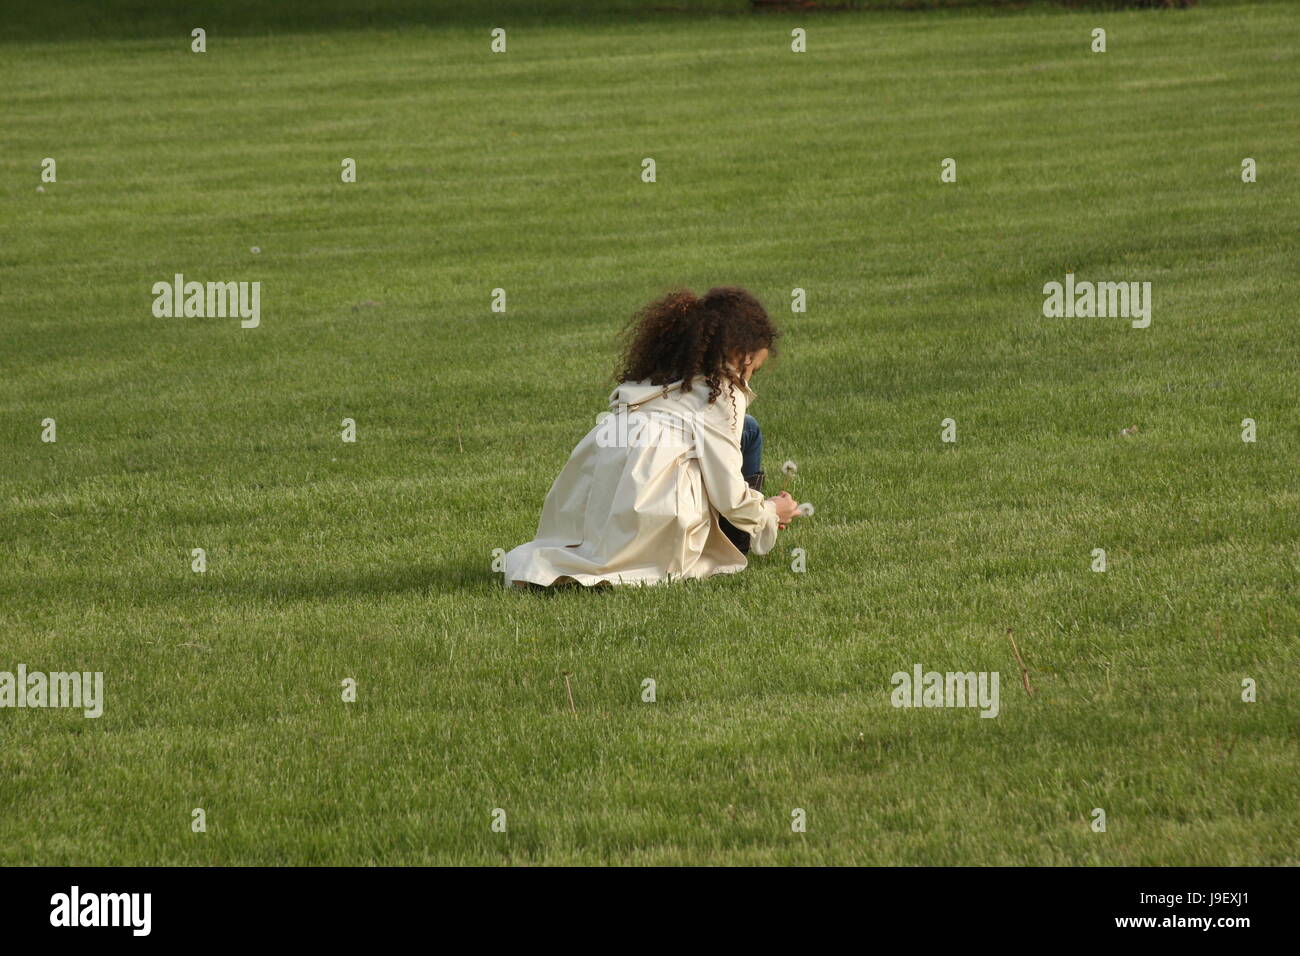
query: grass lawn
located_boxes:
[1,1,1296,865]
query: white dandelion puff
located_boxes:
[796,502,814,517]
[782,460,798,477]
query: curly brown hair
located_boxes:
[615,287,780,406]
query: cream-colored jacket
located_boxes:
[504,378,779,587]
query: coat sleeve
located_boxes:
[694,389,779,556]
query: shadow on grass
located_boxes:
[195,559,498,605]
[2,0,1191,46]
[3,0,746,46]
[212,558,624,603]
[63,557,624,613]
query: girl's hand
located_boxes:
[770,491,799,529]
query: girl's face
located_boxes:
[742,348,770,382]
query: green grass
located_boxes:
[1,1,1296,865]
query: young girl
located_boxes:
[504,287,800,588]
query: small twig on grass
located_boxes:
[1006,628,1034,697]
[456,424,464,453]
[562,670,577,718]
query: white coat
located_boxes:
[504,378,779,587]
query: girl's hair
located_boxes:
[616,287,780,405]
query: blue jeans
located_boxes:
[741,414,762,479]
[720,415,763,556]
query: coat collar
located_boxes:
[609,377,756,410]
